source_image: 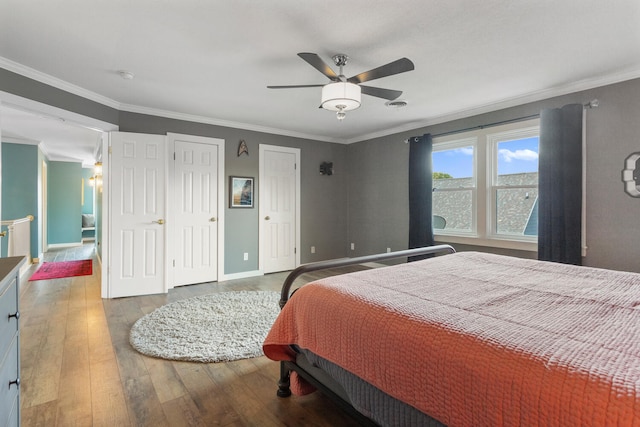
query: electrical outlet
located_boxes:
[350,243,355,250]
[387,247,391,253]
[311,246,316,254]
[243,252,248,261]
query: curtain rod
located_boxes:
[405,99,599,143]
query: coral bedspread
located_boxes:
[263,252,640,427]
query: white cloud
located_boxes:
[499,148,538,162]
[454,147,474,156]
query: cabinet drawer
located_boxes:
[0,276,18,353]
[0,334,19,427]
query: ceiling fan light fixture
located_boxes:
[321,82,361,112]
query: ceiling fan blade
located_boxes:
[359,85,403,100]
[267,84,325,89]
[298,53,339,80]
[347,58,415,84]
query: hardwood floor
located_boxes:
[19,244,364,426]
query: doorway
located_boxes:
[259,144,300,274]
[168,133,225,288]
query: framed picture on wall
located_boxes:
[230,176,254,208]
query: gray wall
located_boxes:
[117,112,349,274]
[2,68,639,274]
[346,78,640,273]
[0,68,119,125]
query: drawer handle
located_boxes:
[8,311,19,320]
[9,378,20,389]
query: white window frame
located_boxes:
[432,137,478,237]
[433,119,540,252]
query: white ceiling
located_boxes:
[1,0,640,166]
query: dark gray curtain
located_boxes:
[538,104,583,265]
[408,134,434,261]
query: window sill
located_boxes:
[434,234,537,252]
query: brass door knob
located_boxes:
[264,216,270,220]
[152,219,165,225]
[210,217,217,222]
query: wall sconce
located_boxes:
[91,161,103,192]
[320,162,333,176]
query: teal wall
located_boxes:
[1,143,38,259]
[48,161,82,244]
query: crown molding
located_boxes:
[1,135,40,145]
[119,103,343,144]
[348,67,640,143]
[0,57,120,109]
[3,55,640,145]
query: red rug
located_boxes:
[29,259,93,281]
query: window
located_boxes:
[432,138,476,234]
[432,119,539,250]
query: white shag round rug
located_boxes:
[129,291,281,363]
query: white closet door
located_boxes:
[173,139,220,286]
[260,145,299,274]
[109,132,166,298]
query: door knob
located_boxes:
[152,219,165,225]
[209,217,217,222]
[264,216,270,220]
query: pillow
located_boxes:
[82,214,95,228]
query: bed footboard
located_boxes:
[275,245,455,424]
[278,244,455,308]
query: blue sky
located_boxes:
[433,137,539,178]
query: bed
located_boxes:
[263,246,640,426]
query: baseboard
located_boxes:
[47,242,83,249]
[219,269,263,282]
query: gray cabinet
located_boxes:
[0,257,25,427]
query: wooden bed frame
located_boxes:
[274,245,456,425]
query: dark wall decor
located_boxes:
[319,161,333,176]
[622,152,640,197]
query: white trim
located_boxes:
[101,133,111,298]
[432,137,478,235]
[348,67,640,144]
[121,103,343,144]
[4,55,639,145]
[486,124,540,239]
[433,119,540,248]
[1,135,39,145]
[0,90,118,133]
[0,57,120,109]
[219,269,263,282]
[435,235,537,252]
[47,242,83,249]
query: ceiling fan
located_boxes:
[268,53,415,120]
